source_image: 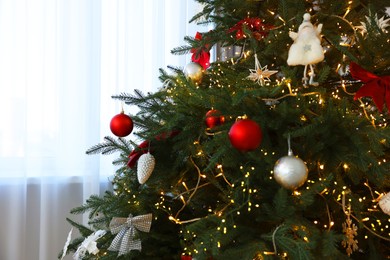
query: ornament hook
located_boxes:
[287,134,293,156]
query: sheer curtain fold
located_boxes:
[0,1,203,259]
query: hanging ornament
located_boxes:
[191,32,211,70]
[110,110,134,137]
[341,201,359,257]
[378,192,390,216]
[350,62,390,113]
[60,228,73,260]
[355,13,390,35]
[205,109,225,129]
[228,118,262,151]
[181,255,193,260]
[247,54,278,86]
[287,13,324,86]
[273,135,308,190]
[74,230,107,260]
[184,62,204,84]
[137,152,156,184]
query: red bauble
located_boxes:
[181,256,192,260]
[205,109,225,128]
[228,119,262,151]
[110,112,133,137]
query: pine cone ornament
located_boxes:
[137,153,155,184]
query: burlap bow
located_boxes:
[108,213,152,256]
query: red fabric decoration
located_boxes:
[127,140,149,168]
[228,17,273,40]
[350,62,390,113]
[127,131,180,168]
[191,32,210,70]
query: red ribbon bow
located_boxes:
[350,62,390,113]
[191,32,210,70]
[127,131,180,168]
[127,140,150,168]
[228,17,273,40]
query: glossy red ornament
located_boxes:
[181,256,192,260]
[228,119,262,151]
[205,109,225,128]
[110,112,133,137]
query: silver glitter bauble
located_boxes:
[184,62,203,83]
[273,151,308,190]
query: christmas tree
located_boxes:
[60,1,390,259]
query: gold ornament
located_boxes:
[341,204,359,257]
[184,62,204,84]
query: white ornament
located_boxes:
[287,13,324,86]
[379,192,390,216]
[184,62,204,83]
[73,230,106,260]
[355,14,390,35]
[137,152,156,184]
[60,228,73,260]
[247,54,278,86]
[273,135,308,190]
[273,151,308,190]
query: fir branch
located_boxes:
[166,65,184,74]
[57,236,84,259]
[323,34,358,63]
[272,188,296,219]
[316,65,331,84]
[320,230,346,259]
[112,155,128,166]
[86,136,132,156]
[66,218,94,237]
[111,92,134,103]
[270,224,313,260]
[70,194,105,215]
[188,3,214,24]
[171,44,193,56]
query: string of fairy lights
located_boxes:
[104,1,390,259]
[163,65,388,258]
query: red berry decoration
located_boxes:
[205,109,225,129]
[228,119,262,151]
[110,112,133,137]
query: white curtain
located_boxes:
[0,1,206,259]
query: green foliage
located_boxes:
[86,136,132,156]
[62,0,390,259]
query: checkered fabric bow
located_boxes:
[108,213,152,256]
